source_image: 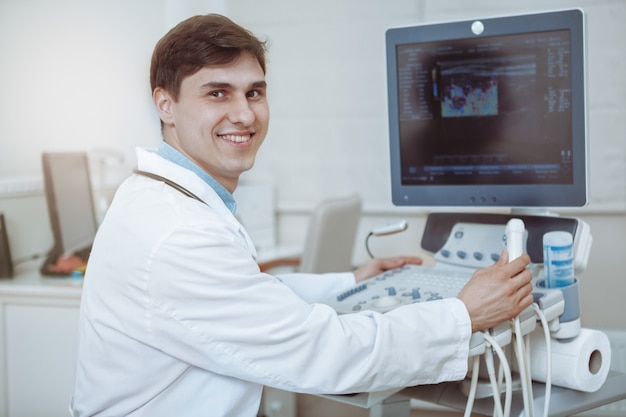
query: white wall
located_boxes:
[0,0,624,327]
[0,0,159,177]
[0,0,224,258]
[232,0,626,213]
[0,0,226,176]
[227,0,626,328]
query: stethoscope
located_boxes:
[134,169,257,258]
[134,169,205,205]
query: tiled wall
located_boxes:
[0,0,624,328]
[227,0,626,328]
[230,0,626,212]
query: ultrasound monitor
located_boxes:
[41,152,98,272]
[386,9,587,209]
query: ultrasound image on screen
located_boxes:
[396,29,573,187]
[438,64,499,118]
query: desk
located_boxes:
[0,260,81,417]
[322,372,626,417]
[256,244,303,272]
[4,262,625,417]
[401,371,626,416]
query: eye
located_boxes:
[247,89,264,100]
[210,90,226,98]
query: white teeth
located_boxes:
[220,134,250,143]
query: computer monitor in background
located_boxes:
[386,9,587,211]
[41,152,98,274]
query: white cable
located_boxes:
[483,332,513,417]
[497,353,506,394]
[524,333,534,403]
[464,354,481,417]
[533,303,552,417]
[513,317,534,417]
[484,346,504,417]
[365,220,408,258]
[513,319,533,417]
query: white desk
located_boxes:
[8,260,624,417]
[0,260,81,417]
[256,244,303,273]
[401,372,626,417]
[322,370,626,417]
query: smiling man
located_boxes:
[153,60,269,193]
[69,14,533,417]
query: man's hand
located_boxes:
[353,256,423,283]
[457,250,534,333]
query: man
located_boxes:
[70,14,533,416]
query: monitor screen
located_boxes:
[386,9,587,208]
[42,152,98,258]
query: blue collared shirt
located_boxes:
[157,142,237,214]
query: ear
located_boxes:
[153,87,175,125]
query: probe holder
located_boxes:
[536,278,582,340]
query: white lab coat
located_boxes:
[70,147,472,417]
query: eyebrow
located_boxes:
[200,81,267,90]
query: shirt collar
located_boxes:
[157,142,237,214]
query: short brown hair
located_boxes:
[150,14,268,101]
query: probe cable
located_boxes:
[532,303,552,417]
[484,341,504,417]
[482,331,513,417]
[365,232,375,259]
[463,354,481,417]
[364,220,408,259]
[512,316,534,417]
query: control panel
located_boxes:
[432,222,525,269]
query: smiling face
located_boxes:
[153,52,269,193]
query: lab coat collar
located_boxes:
[156,141,236,214]
[134,147,258,261]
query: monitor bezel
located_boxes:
[41,152,98,259]
[386,9,588,209]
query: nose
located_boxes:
[228,95,255,126]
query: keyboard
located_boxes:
[323,264,474,314]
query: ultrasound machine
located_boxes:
[319,8,626,417]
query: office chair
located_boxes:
[298,194,361,273]
[258,194,362,274]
